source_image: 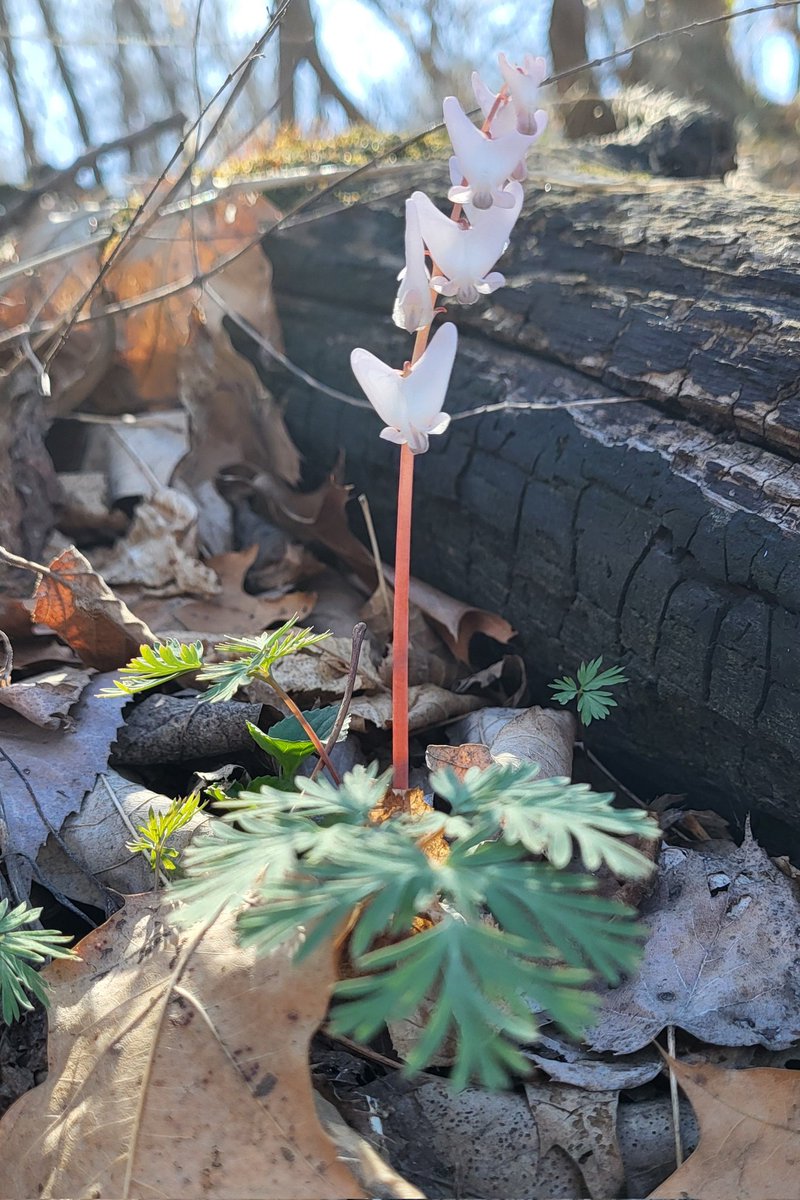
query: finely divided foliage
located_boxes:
[100,617,330,702]
[177,763,657,1088]
[0,901,75,1024]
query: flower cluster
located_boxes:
[350,53,547,453]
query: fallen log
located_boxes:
[259,154,800,835]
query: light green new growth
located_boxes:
[99,617,331,703]
[0,899,76,1025]
[549,656,628,725]
[176,762,658,1088]
[127,794,205,885]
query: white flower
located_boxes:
[350,322,457,454]
[410,182,523,304]
[497,53,548,137]
[471,69,518,139]
[392,198,435,333]
[443,95,536,210]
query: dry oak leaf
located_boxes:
[130,544,316,636]
[33,546,154,670]
[648,1059,800,1200]
[386,570,515,665]
[0,893,365,1200]
[588,832,800,1054]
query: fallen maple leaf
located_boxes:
[0,893,366,1199]
[649,1059,800,1199]
[32,546,154,670]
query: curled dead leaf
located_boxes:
[32,546,154,670]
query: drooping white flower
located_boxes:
[497,53,548,137]
[350,322,457,454]
[392,198,435,333]
[443,95,536,210]
[410,182,523,305]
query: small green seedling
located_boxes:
[0,899,76,1025]
[550,657,628,726]
[127,794,205,887]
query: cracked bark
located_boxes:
[256,154,800,833]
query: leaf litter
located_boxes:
[0,156,799,1200]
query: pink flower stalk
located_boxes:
[350,49,546,793]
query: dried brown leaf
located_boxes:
[36,769,211,904]
[32,547,154,670]
[0,666,92,729]
[425,742,495,779]
[386,571,515,665]
[108,193,283,401]
[588,833,800,1054]
[0,894,365,1199]
[649,1060,800,1200]
[131,545,316,636]
[0,673,127,890]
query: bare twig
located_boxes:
[0,0,38,172]
[35,0,102,187]
[0,114,185,237]
[309,623,367,784]
[358,496,392,625]
[667,1025,684,1167]
[542,0,800,89]
[18,0,796,381]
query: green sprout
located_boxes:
[127,794,205,888]
[549,657,628,726]
[0,899,76,1025]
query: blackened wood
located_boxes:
[259,158,800,832]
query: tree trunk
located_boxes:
[549,0,617,138]
[258,150,800,836]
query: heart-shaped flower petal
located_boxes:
[498,52,548,137]
[350,322,457,454]
[392,198,435,333]
[443,95,537,209]
[410,183,523,304]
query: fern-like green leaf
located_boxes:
[0,900,76,1024]
[432,763,657,877]
[331,918,597,1090]
[98,640,204,697]
[549,656,628,725]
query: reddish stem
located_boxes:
[390,84,510,793]
[392,443,414,790]
[267,673,341,785]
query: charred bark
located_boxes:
[259,154,800,834]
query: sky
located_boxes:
[0,0,797,183]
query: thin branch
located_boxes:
[0,0,38,172]
[35,0,102,186]
[40,0,295,375]
[309,623,367,783]
[0,115,184,236]
[29,0,800,379]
